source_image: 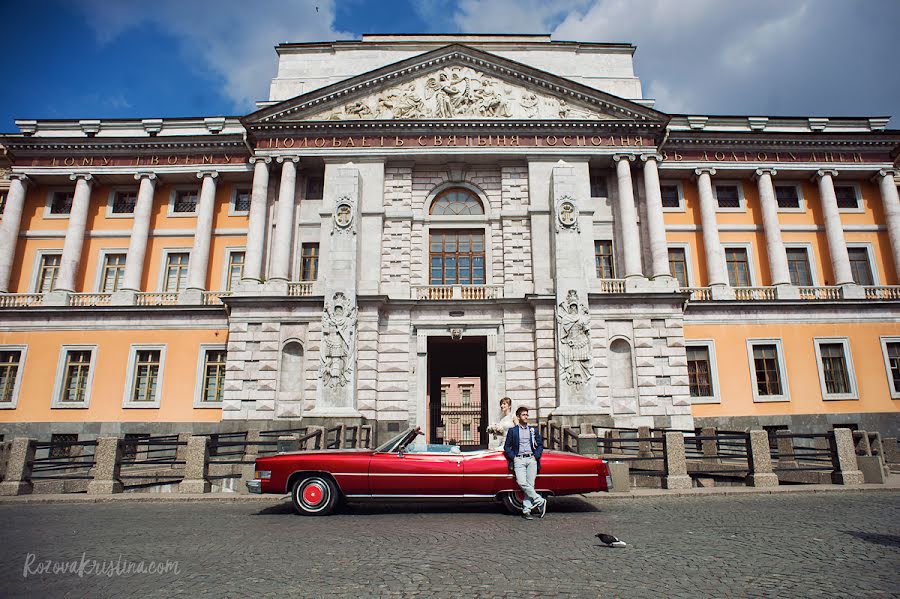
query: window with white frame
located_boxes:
[881,337,900,399]
[847,247,875,286]
[834,185,860,210]
[785,247,814,286]
[748,340,789,402]
[36,253,61,293]
[714,183,743,210]
[814,338,857,400]
[99,253,127,292]
[172,189,199,213]
[0,347,26,408]
[49,191,74,215]
[111,190,137,214]
[686,341,718,403]
[124,346,165,407]
[226,251,244,291]
[775,185,802,210]
[198,347,226,404]
[232,188,251,213]
[725,247,752,287]
[53,346,96,407]
[163,253,190,292]
[668,247,688,287]
[660,183,683,210]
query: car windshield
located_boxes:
[374,428,416,453]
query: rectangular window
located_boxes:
[462,388,471,406]
[233,188,251,213]
[884,340,900,397]
[227,252,244,291]
[834,185,860,210]
[173,190,198,213]
[847,247,874,285]
[49,433,78,459]
[589,171,607,198]
[818,342,852,396]
[300,243,319,282]
[752,344,784,398]
[660,184,681,209]
[0,350,23,404]
[49,191,74,215]
[201,349,226,403]
[668,247,688,287]
[130,349,161,403]
[111,191,137,214]
[430,230,485,285]
[595,240,614,279]
[775,185,801,210]
[715,184,741,209]
[37,254,61,293]
[100,253,127,292]
[60,350,92,404]
[785,247,813,286]
[305,176,324,200]
[462,423,472,441]
[686,346,713,398]
[164,253,190,292]
[725,247,751,287]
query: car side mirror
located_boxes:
[397,447,406,457]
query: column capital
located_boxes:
[134,172,157,182]
[753,168,777,180]
[69,173,94,185]
[639,153,663,164]
[814,169,838,181]
[8,173,31,186]
[276,155,300,165]
[612,153,636,163]
[874,168,899,181]
[249,156,272,166]
[693,167,716,177]
[196,170,219,180]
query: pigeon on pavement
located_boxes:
[596,533,627,548]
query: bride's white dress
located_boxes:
[488,414,516,450]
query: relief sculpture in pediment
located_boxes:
[319,66,609,121]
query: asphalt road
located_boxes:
[1,492,898,598]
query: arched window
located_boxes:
[609,338,634,390]
[429,188,484,216]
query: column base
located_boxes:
[264,279,289,294]
[663,475,692,490]
[178,479,212,494]
[746,473,779,487]
[87,480,124,495]
[178,288,205,305]
[0,481,33,496]
[840,284,866,299]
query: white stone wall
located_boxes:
[501,306,537,408]
[376,308,413,422]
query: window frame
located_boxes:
[846,243,879,286]
[194,344,227,408]
[229,186,251,217]
[685,340,719,404]
[429,187,486,216]
[746,339,790,403]
[122,344,167,408]
[813,337,858,401]
[833,182,864,214]
[0,345,27,409]
[30,249,63,293]
[105,187,139,219]
[298,242,320,282]
[167,187,201,217]
[51,345,98,409]
[774,182,806,213]
[427,228,488,286]
[594,239,616,279]
[43,188,75,219]
[783,242,818,287]
[222,247,246,291]
[659,181,686,212]
[713,181,747,212]
[722,242,757,287]
[879,336,900,400]
[94,248,129,293]
[158,249,192,293]
[667,242,694,287]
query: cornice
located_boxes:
[246,119,665,134]
[2,136,249,157]
[666,133,898,150]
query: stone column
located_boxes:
[268,156,300,288]
[53,173,93,295]
[86,437,124,494]
[816,170,855,288]
[695,168,730,295]
[612,154,643,278]
[663,431,692,489]
[640,154,672,282]
[181,171,218,303]
[179,435,211,493]
[0,174,30,293]
[875,169,900,282]
[242,157,271,286]
[754,169,793,296]
[115,172,157,304]
[746,430,779,487]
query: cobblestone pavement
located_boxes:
[1,492,898,598]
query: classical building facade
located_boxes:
[0,34,898,444]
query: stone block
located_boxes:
[178,436,211,494]
[87,437,124,495]
[0,438,36,496]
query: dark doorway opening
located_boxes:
[427,336,488,448]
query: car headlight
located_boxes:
[255,470,271,480]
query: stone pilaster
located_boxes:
[357,161,385,296]
[54,173,93,294]
[640,154,672,281]
[695,168,729,292]
[875,169,900,282]
[0,174,30,293]
[268,156,300,286]
[815,170,855,286]
[754,169,792,289]
[242,157,271,285]
[613,154,643,278]
[181,170,218,303]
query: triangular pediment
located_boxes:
[245,44,668,126]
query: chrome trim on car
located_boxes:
[246,479,262,494]
[343,494,497,499]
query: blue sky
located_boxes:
[2,0,898,132]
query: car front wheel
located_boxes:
[291,475,338,516]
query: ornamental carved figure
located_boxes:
[556,289,593,388]
[319,292,357,388]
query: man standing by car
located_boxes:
[504,407,546,520]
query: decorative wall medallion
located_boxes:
[556,289,593,388]
[332,196,355,235]
[319,292,357,388]
[556,196,579,232]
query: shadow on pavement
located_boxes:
[843,531,900,549]
[253,496,600,516]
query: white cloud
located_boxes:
[75,0,353,111]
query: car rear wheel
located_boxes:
[291,475,338,516]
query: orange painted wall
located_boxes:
[0,328,226,423]
[686,322,900,418]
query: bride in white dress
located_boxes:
[488,397,516,450]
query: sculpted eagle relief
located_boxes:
[318,66,610,120]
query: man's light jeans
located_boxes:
[513,455,543,513]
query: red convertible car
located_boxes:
[247,427,611,515]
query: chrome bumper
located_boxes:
[246,479,262,494]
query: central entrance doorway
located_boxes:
[427,336,488,448]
